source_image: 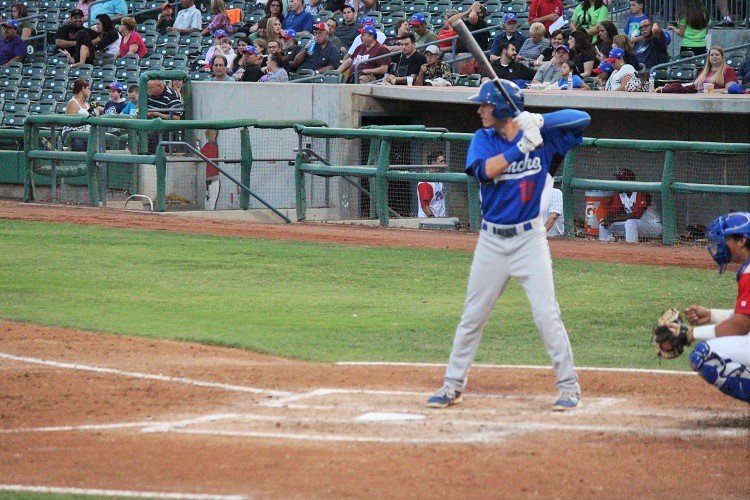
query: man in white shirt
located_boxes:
[603,47,635,91]
[543,187,564,237]
[168,0,202,35]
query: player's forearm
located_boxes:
[540,109,591,131]
[692,313,750,342]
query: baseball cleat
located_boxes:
[426,386,463,408]
[552,391,582,411]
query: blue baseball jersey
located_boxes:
[466,109,589,225]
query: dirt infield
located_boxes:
[1,201,748,498]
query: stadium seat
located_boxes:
[322,70,343,83]
[69,64,94,80]
[29,99,58,115]
[726,55,744,71]
[429,0,452,16]
[181,32,203,47]
[405,0,427,14]
[4,99,30,115]
[668,64,697,83]
[92,64,118,82]
[19,88,43,101]
[381,0,404,14]
[117,67,141,82]
[0,61,23,77]
[158,31,180,46]
[41,88,67,102]
[20,74,45,90]
[140,53,165,70]
[138,19,157,33]
[163,54,188,70]
[0,75,21,89]
[45,62,69,79]
[191,70,213,80]
[157,43,179,57]
[23,62,46,78]
[142,32,159,52]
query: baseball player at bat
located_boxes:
[427,79,590,411]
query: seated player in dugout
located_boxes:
[417,151,447,218]
[598,168,662,243]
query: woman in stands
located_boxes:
[63,79,96,151]
[668,0,709,56]
[518,22,550,67]
[201,0,234,37]
[569,0,609,43]
[118,16,148,58]
[693,46,739,92]
[594,20,618,60]
[264,17,283,47]
[567,29,596,78]
[259,52,289,82]
[537,29,566,64]
[610,34,638,68]
[10,3,35,40]
[66,13,120,67]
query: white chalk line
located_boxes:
[0,485,246,499]
[336,361,697,376]
[0,352,291,397]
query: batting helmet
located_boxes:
[468,80,523,121]
[706,212,750,274]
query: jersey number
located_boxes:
[520,180,535,204]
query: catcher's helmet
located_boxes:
[468,80,523,121]
[706,212,750,274]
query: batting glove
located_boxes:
[518,127,543,154]
[513,111,544,132]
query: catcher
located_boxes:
[653,212,750,404]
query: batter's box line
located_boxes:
[0,484,246,499]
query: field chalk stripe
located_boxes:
[336,361,697,376]
[0,485,246,499]
[0,352,292,397]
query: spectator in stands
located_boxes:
[624,0,648,41]
[491,39,536,82]
[610,34,638,68]
[157,3,175,36]
[568,29,596,77]
[336,4,358,52]
[304,0,323,16]
[168,0,202,35]
[122,84,139,116]
[252,38,266,66]
[715,0,734,28]
[265,18,283,47]
[385,19,410,53]
[694,46,738,92]
[382,33,425,85]
[55,9,87,62]
[0,19,25,66]
[594,21,618,59]
[68,13,120,68]
[248,17,267,41]
[490,13,526,63]
[569,0,609,43]
[345,17,386,59]
[295,22,341,74]
[548,60,591,90]
[147,79,183,119]
[76,0,94,23]
[598,168,662,243]
[591,60,612,88]
[259,52,289,81]
[205,30,229,64]
[408,13,437,49]
[414,44,452,86]
[281,29,303,70]
[337,24,389,83]
[536,29,566,65]
[603,47,635,91]
[448,2,489,74]
[667,0,709,56]
[518,22,549,65]
[528,0,564,34]
[283,0,313,36]
[210,54,232,80]
[63,79,95,151]
[532,43,569,85]
[89,0,127,27]
[353,0,377,17]
[170,79,184,99]
[10,4,34,40]
[325,18,342,54]
[101,81,128,114]
[436,9,458,61]
[634,19,668,70]
[234,45,264,81]
[542,185,564,238]
[201,0,233,37]
[118,17,148,59]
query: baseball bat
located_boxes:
[452,19,521,117]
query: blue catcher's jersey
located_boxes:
[466,117,584,225]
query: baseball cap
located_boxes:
[503,13,518,23]
[69,8,84,17]
[727,83,745,94]
[107,81,124,92]
[554,44,570,53]
[241,45,259,55]
[592,61,614,74]
[213,29,227,39]
[424,44,440,55]
[281,29,296,39]
[357,25,377,36]
[161,2,173,10]
[361,16,375,26]
[614,168,635,182]
[607,47,625,61]
[313,22,327,31]
[409,13,426,25]
[2,19,18,29]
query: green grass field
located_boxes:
[0,220,731,370]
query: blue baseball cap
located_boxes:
[361,16,375,25]
[409,13,426,25]
[2,19,19,29]
[213,29,227,38]
[281,29,296,39]
[727,83,745,94]
[241,45,259,55]
[357,25,377,36]
[107,81,124,92]
[554,44,570,53]
[593,61,614,74]
[607,47,625,61]
[503,13,517,23]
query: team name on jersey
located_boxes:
[494,155,542,183]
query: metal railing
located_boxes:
[650,41,750,75]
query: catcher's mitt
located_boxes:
[652,308,691,359]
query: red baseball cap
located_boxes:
[313,22,327,31]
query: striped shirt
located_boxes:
[147,86,183,118]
